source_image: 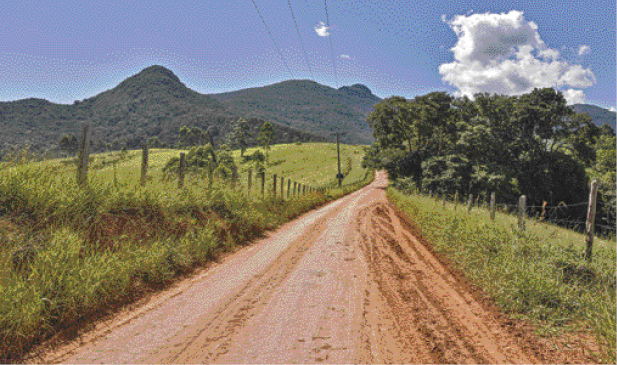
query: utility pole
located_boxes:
[331,132,347,187]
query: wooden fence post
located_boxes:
[260,172,265,196]
[518,195,527,231]
[303,185,306,195]
[77,123,91,186]
[454,191,459,211]
[442,192,446,207]
[273,174,277,197]
[281,176,284,197]
[287,179,291,198]
[429,190,433,198]
[293,182,297,196]
[248,169,252,192]
[178,153,185,188]
[490,192,496,221]
[467,194,473,212]
[207,165,213,190]
[584,180,598,262]
[140,143,148,187]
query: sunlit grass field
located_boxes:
[0,143,371,361]
[387,188,616,363]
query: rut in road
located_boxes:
[356,201,535,364]
[32,171,538,364]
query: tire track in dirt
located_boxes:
[356,201,536,364]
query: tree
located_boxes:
[229,118,251,156]
[59,134,78,155]
[412,92,456,155]
[367,96,416,151]
[589,134,616,233]
[148,136,163,148]
[514,88,573,157]
[258,121,274,161]
[179,126,207,148]
[565,113,601,167]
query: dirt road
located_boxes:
[35,171,537,364]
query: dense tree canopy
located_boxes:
[364,87,616,233]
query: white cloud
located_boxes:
[563,89,586,105]
[441,14,447,23]
[314,21,330,37]
[578,45,591,56]
[339,54,350,59]
[439,10,596,99]
[609,107,616,112]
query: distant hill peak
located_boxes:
[136,65,182,82]
[338,83,373,96]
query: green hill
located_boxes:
[0,65,379,157]
[572,104,616,130]
[210,80,380,144]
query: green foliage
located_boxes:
[367,87,615,232]
[421,155,472,195]
[229,118,251,157]
[258,121,275,163]
[179,126,208,148]
[59,135,79,155]
[258,122,274,151]
[588,134,617,233]
[162,144,218,176]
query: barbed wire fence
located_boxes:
[420,180,614,262]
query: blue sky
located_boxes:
[1,0,615,110]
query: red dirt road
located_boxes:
[34,171,540,364]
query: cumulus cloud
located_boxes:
[609,107,616,112]
[314,21,330,37]
[563,89,586,105]
[578,45,591,56]
[438,10,596,99]
[339,54,350,59]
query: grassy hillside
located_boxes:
[388,188,616,363]
[233,143,368,189]
[0,143,372,361]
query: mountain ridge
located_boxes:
[2,66,379,154]
[1,65,614,156]
[571,104,616,130]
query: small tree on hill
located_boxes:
[230,118,251,157]
[59,134,79,155]
[258,121,274,162]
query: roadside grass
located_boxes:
[0,144,372,362]
[387,187,616,363]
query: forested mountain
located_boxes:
[209,80,381,144]
[0,65,381,156]
[572,104,616,130]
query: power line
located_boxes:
[286,0,314,79]
[249,0,295,79]
[324,0,338,87]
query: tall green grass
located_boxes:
[387,187,616,363]
[0,144,373,362]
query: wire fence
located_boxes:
[419,185,615,262]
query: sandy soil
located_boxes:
[29,171,593,364]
